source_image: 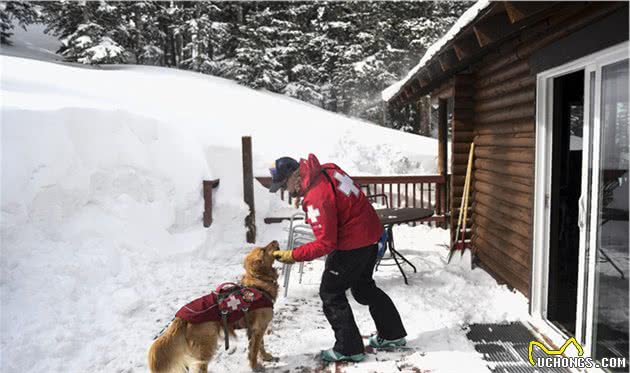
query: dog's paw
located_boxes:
[261,352,278,362]
[251,363,265,372]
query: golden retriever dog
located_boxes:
[148,241,280,372]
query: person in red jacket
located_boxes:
[268,154,407,362]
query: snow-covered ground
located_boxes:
[255,225,529,373]
[1,25,528,372]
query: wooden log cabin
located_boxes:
[383,1,628,367]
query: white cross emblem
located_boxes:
[226,296,241,311]
[334,172,360,197]
[307,205,321,223]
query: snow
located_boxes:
[81,36,124,63]
[327,21,350,30]
[1,27,528,372]
[250,225,529,373]
[382,0,491,102]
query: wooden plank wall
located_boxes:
[471,58,534,296]
[450,74,475,245]
[467,2,625,296]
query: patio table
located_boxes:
[375,207,434,285]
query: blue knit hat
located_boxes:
[268,157,299,193]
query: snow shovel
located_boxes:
[447,142,474,263]
[458,149,472,259]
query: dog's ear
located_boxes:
[269,240,280,252]
[244,248,258,268]
[246,248,266,268]
[256,249,264,263]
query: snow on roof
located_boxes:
[382,0,491,102]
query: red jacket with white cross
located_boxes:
[291,154,383,262]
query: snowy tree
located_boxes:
[29,0,468,130]
[118,1,163,65]
[42,1,127,64]
[233,6,289,92]
[0,1,38,45]
[285,64,322,106]
[61,22,125,64]
[180,2,234,73]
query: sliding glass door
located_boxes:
[588,57,629,368]
[534,43,628,370]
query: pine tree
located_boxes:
[272,3,323,106]
[118,1,162,65]
[0,1,38,45]
[234,4,288,92]
[29,0,469,129]
[180,2,236,74]
[42,1,126,64]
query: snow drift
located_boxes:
[1,27,527,373]
[0,29,440,371]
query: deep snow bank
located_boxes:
[0,48,440,371]
[2,108,209,238]
[1,55,438,177]
[1,108,216,371]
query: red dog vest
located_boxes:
[176,283,273,324]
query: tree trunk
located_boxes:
[237,4,243,24]
[176,31,183,67]
[169,30,176,66]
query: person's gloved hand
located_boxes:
[273,250,295,264]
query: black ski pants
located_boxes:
[319,243,407,355]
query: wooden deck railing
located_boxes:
[255,174,449,226]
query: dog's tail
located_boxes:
[148,317,187,373]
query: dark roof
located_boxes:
[384,1,563,107]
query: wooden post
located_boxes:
[203,179,220,227]
[418,96,431,136]
[438,98,449,226]
[242,136,256,243]
[381,100,388,127]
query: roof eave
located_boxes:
[386,1,561,107]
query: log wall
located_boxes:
[449,75,475,244]
[457,3,624,296]
[470,53,535,296]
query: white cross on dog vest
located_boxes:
[226,296,241,311]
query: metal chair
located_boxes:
[281,212,306,276]
[282,213,315,297]
[284,225,314,285]
[366,193,390,208]
[292,232,314,284]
